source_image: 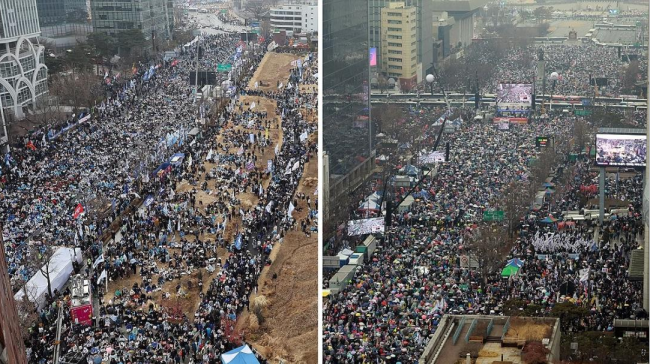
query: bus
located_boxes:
[188,7,198,12]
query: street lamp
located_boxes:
[426,73,435,94]
[549,72,559,111]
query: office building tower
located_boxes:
[323,0,375,227]
[0,0,49,121]
[90,0,173,43]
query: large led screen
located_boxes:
[348,217,385,236]
[595,134,646,167]
[496,83,533,105]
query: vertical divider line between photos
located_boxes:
[317,0,324,362]
[645,8,650,326]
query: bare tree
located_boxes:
[465,225,511,284]
[246,0,270,20]
[501,181,531,237]
[15,294,39,341]
[27,243,57,300]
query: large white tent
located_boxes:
[14,247,83,309]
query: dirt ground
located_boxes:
[239,155,318,364]
[102,52,317,362]
[504,318,552,342]
[235,52,318,363]
[248,53,302,92]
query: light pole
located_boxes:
[426,73,434,95]
[549,72,559,112]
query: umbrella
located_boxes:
[501,265,519,277]
[322,290,331,297]
[507,258,524,268]
[539,216,558,223]
[542,182,555,187]
[221,345,260,364]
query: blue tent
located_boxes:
[221,345,260,364]
[507,258,524,268]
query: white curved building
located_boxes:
[0,0,48,120]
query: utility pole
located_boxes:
[642,61,650,313]
[52,302,64,364]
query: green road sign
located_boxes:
[252,29,260,34]
[220,9,227,14]
[217,63,232,72]
[483,210,504,222]
[574,110,592,116]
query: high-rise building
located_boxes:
[380,2,420,90]
[90,0,173,43]
[269,4,318,34]
[370,0,433,75]
[36,0,91,47]
[323,0,375,226]
[0,228,28,364]
[0,0,49,120]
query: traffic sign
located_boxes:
[217,63,232,72]
[483,210,504,222]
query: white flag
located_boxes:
[97,269,107,285]
[288,202,295,217]
[93,254,105,269]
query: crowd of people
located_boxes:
[1,28,317,363]
[434,42,646,98]
[323,103,645,362]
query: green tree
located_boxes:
[64,42,93,72]
[44,51,64,75]
[86,32,117,60]
[549,301,588,332]
[116,29,147,56]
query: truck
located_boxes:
[69,275,93,326]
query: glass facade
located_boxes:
[323,0,373,177]
[91,0,172,40]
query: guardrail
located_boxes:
[501,317,511,341]
[452,316,466,345]
[465,318,478,343]
[487,318,494,336]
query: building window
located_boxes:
[388,65,402,70]
[387,34,401,39]
[387,42,401,47]
[387,27,401,32]
[388,57,401,62]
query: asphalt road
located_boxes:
[189,12,250,35]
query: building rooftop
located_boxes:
[419,315,560,364]
[431,0,489,13]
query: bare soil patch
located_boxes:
[248,53,301,92]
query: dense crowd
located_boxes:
[435,42,646,98]
[2,31,317,364]
[323,108,645,363]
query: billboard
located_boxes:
[348,217,385,236]
[419,151,446,164]
[496,83,533,105]
[595,134,646,167]
[369,47,377,66]
[498,122,510,130]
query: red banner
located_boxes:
[73,203,84,219]
[70,304,93,326]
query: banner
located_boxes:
[73,204,84,219]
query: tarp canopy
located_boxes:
[501,265,520,277]
[507,258,524,268]
[14,247,83,309]
[540,216,558,223]
[358,200,380,212]
[399,164,420,176]
[221,345,259,364]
